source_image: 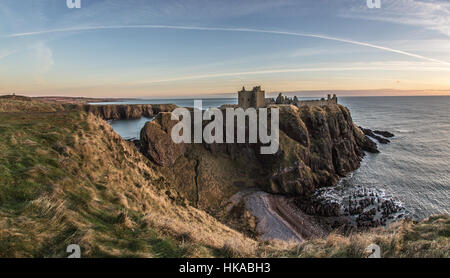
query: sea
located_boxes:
[92,96,450,220]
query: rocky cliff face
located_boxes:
[140,112,186,166]
[266,104,378,195]
[139,104,378,214]
[64,104,178,120]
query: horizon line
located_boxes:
[6,88,450,99]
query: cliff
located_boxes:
[63,103,178,120]
[139,103,378,215]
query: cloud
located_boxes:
[4,24,450,65]
[340,0,450,37]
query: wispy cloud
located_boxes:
[340,0,450,37]
[4,24,450,65]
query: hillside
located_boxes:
[0,100,256,257]
[0,97,448,258]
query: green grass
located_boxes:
[0,112,79,208]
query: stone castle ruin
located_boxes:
[274,93,338,107]
[237,86,337,109]
[238,86,266,109]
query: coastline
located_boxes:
[0,95,448,258]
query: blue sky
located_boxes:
[0,0,450,97]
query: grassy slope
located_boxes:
[0,100,257,258]
[0,98,448,258]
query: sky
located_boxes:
[0,0,450,98]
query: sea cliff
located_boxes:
[139,103,378,215]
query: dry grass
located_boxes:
[269,215,450,258]
[0,100,258,257]
[0,98,65,113]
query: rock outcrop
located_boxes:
[359,127,391,144]
[294,186,405,230]
[139,103,379,214]
[270,104,378,195]
[374,130,395,138]
[140,112,186,166]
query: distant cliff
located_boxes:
[64,103,178,120]
[139,103,378,214]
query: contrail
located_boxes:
[136,65,450,84]
[4,24,450,65]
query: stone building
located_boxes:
[238,86,266,109]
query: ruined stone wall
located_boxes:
[238,92,251,109]
[255,90,266,108]
[238,89,266,109]
[297,95,337,107]
[297,100,331,107]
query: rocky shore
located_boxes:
[224,184,406,242]
[294,185,406,230]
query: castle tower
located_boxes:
[238,86,266,109]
